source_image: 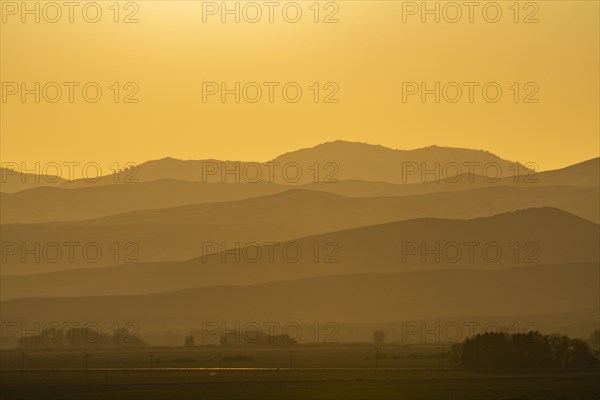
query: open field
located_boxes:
[1,347,599,399]
[1,368,598,400]
[1,345,446,370]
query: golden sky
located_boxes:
[1,1,599,175]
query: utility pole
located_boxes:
[149,352,155,370]
[84,353,90,370]
[441,344,445,369]
[374,347,380,369]
[218,352,223,369]
[289,350,294,369]
[21,352,26,371]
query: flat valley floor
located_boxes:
[2,369,599,399]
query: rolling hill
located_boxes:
[2,142,532,193]
[0,168,67,194]
[1,186,598,274]
[1,208,597,300]
[2,157,596,224]
[0,180,290,224]
[1,263,596,336]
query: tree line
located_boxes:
[449,331,598,368]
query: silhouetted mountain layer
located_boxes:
[306,158,600,196]
[1,187,598,275]
[0,168,67,194]
[2,142,534,192]
[1,263,596,334]
[2,208,597,299]
[524,157,599,187]
[2,157,596,223]
[268,141,532,184]
[0,180,290,223]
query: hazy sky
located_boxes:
[2,1,598,174]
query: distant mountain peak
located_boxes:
[271,140,503,161]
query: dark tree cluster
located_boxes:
[450,331,599,369]
[184,335,195,347]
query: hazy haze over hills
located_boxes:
[1,141,598,350]
[2,186,598,275]
[2,208,597,299]
[1,141,536,192]
[1,263,596,335]
[1,157,597,224]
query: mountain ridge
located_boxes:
[2,207,597,299]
